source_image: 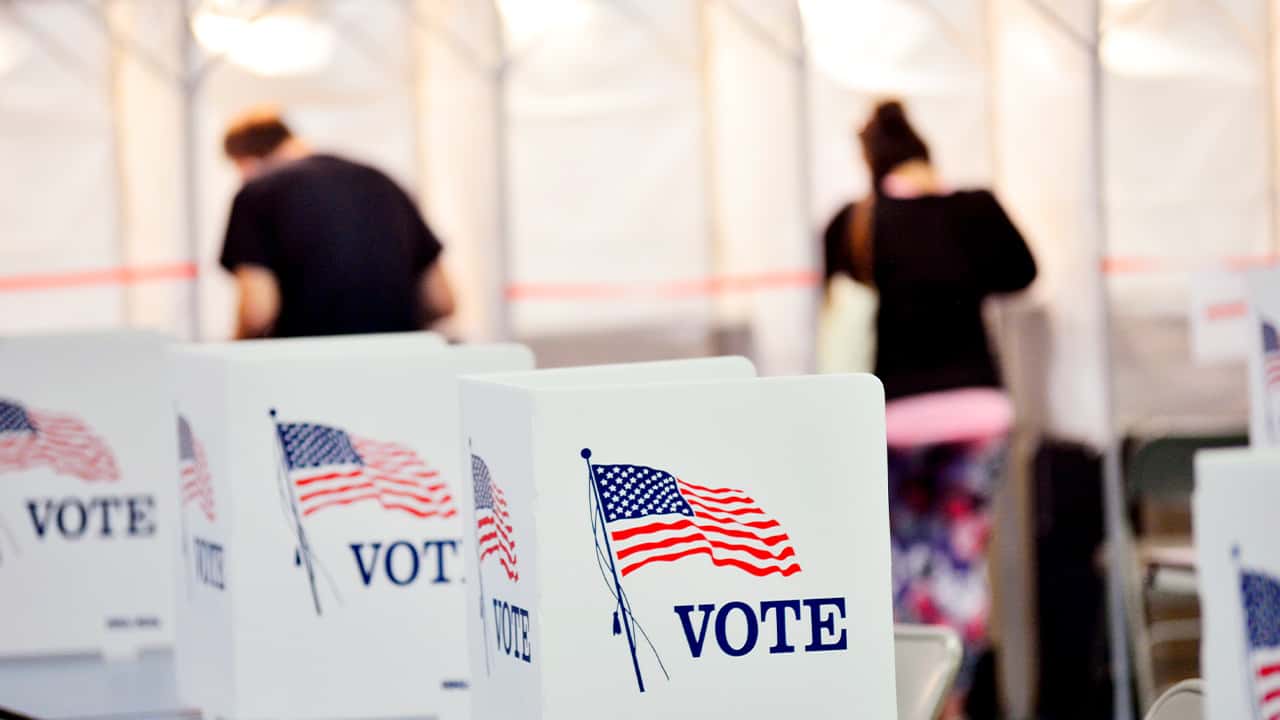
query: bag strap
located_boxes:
[847,196,876,287]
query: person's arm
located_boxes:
[971,190,1037,293]
[220,186,281,338]
[401,187,454,325]
[419,261,456,325]
[233,264,281,339]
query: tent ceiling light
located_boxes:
[192,1,334,77]
[798,0,940,92]
[496,0,592,51]
[1102,25,1256,79]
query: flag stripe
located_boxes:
[613,532,799,562]
[294,469,365,486]
[618,545,802,578]
[611,518,790,546]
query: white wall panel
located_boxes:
[0,2,124,332]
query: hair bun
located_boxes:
[873,101,910,134]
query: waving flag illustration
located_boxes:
[588,459,800,578]
[472,453,518,582]
[0,399,118,482]
[273,419,455,519]
[581,448,799,693]
[471,449,518,676]
[270,411,455,615]
[1263,321,1280,391]
[178,415,214,521]
[1240,565,1280,720]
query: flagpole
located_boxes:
[180,502,193,598]
[471,440,492,676]
[270,409,322,616]
[1234,546,1265,720]
[582,448,645,693]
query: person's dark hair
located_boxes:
[223,110,293,160]
[858,100,929,194]
[823,212,853,287]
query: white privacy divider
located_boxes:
[1193,448,1280,720]
[0,331,176,657]
[1246,268,1280,445]
[460,360,895,719]
[171,338,532,720]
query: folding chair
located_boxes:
[1124,426,1245,706]
[893,624,962,720]
[1142,678,1203,720]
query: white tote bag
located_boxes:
[817,274,877,374]
[817,199,877,374]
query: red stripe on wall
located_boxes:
[1205,301,1248,321]
[0,263,198,293]
[1102,255,1280,275]
[506,269,821,301]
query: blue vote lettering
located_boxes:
[348,539,460,586]
[192,537,225,590]
[673,597,848,658]
[491,597,532,664]
[25,496,156,540]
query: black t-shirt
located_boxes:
[822,190,1037,401]
[219,154,443,338]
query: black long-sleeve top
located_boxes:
[822,189,1037,401]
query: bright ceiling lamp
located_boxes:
[1101,24,1254,80]
[798,0,940,93]
[496,0,591,52]
[192,0,335,77]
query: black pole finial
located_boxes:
[581,448,593,460]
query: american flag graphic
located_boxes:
[590,462,800,578]
[472,454,518,582]
[1242,567,1280,720]
[1263,321,1280,392]
[177,415,214,521]
[275,421,455,519]
[0,399,118,482]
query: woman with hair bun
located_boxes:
[822,100,1037,717]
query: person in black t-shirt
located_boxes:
[218,109,455,339]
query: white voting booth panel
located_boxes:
[171,340,532,720]
[1193,449,1280,720]
[0,331,176,657]
[1246,268,1280,445]
[459,360,895,720]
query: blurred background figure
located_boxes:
[822,100,1037,718]
[219,108,455,339]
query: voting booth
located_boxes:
[459,359,896,719]
[0,331,176,657]
[171,337,532,720]
[1245,268,1280,446]
[1193,448,1280,720]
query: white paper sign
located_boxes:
[171,340,533,720]
[1194,448,1280,720]
[459,361,896,720]
[1245,267,1280,445]
[0,331,177,656]
[1189,268,1250,365]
